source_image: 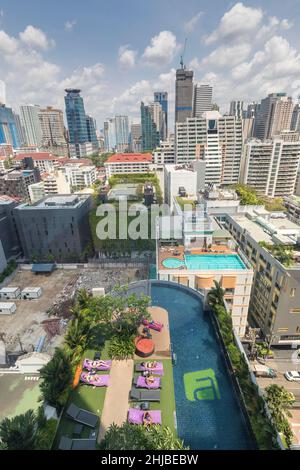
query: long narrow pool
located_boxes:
[151,283,255,450]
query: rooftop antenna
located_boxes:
[180,38,187,69]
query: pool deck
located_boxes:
[136,306,171,359]
[158,244,234,271]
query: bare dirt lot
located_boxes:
[0,265,147,354]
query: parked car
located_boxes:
[284,371,300,382]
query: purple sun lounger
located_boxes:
[80,372,110,387]
[128,408,162,425]
[135,362,164,375]
[134,376,161,389]
[83,359,112,371]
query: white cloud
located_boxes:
[204,2,263,45]
[118,45,137,69]
[19,25,55,50]
[183,12,203,33]
[142,31,179,66]
[64,20,77,32]
[202,44,251,68]
[0,30,18,54]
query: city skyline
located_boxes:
[0,1,300,128]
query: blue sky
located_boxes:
[0,0,300,129]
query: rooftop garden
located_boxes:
[233,184,287,212]
[175,197,197,210]
[207,281,294,449]
[258,241,294,268]
[108,173,163,204]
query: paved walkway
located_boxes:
[97,359,133,443]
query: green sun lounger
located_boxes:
[66,403,98,428]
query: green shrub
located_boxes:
[35,418,57,450]
[108,335,136,359]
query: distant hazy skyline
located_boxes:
[0,0,300,128]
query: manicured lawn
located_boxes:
[133,359,177,433]
[53,345,111,449]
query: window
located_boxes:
[290,288,296,298]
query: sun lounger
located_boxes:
[135,362,164,375]
[66,403,98,428]
[128,408,162,425]
[83,359,112,371]
[142,319,163,332]
[129,387,161,402]
[134,376,161,389]
[80,372,110,387]
[58,436,96,450]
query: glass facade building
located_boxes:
[64,89,89,144]
[0,104,20,148]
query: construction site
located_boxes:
[0,264,147,360]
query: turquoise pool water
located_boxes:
[151,283,254,450]
[162,254,246,270]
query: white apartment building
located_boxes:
[176,111,243,186]
[63,164,97,189]
[14,152,60,173]
[69,142,96,159]
[104,153,153,177]
[164,162,206,209]
[28,170,71,203]
[153,138,175,166]
[240,139,300,197]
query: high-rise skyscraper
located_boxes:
[104,118,116,152]
[38,106,68,156]
[193,84,212,117]
[175,111,243,185]
[149,102,165,142]
[254,93,294,140]
[20,104,42,146]
[64,89,98,157]
[154,92,168,138]
[130,122,142,153]
[175,66,194,123]
[0,103,20,148]
[229,101,244,119]
[291,101,300,133]
[13,112,26,147]
[141,102,160,151]
[114,115,129,152]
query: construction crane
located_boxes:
[180,38,187,69]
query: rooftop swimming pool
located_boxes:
[162,254,246,270]
[151,283,254,450]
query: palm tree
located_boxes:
[39,348,72,409]
[148,426,187,450]
[100,422,149,450]
[0,410,37,450]
[207,281,225,308]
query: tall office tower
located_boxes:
[130,122,142,153]
[193,84,212,117]
[240,139,300,197]
[114,115,130,152]
[149,102,165,141]
[104,118,116,152]
[38,106,68,156]
[246,102,260,119]
[254,93,294,140]
[64,89,97,158]
[13,112,26,147]
[291,102,300,133]
[154,92,168,138]
[175,66,194,123]
[0,103,20,148]
[229,101,244,119]
[242,118,255,142]
[20,104,42,146]
[141,102,160,151]
[175,111,243,185]
[86,115,99,146]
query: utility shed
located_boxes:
[15,352,51,373]
[21,287,42,299]
[0,302,16,315]
[31,263,56,275]
[0,287,21,300]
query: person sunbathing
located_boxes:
[91,360,107,368]
[143,412,153,428]
[145,374,155,386]
[85,374,101,383]
[146,361,158,369]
